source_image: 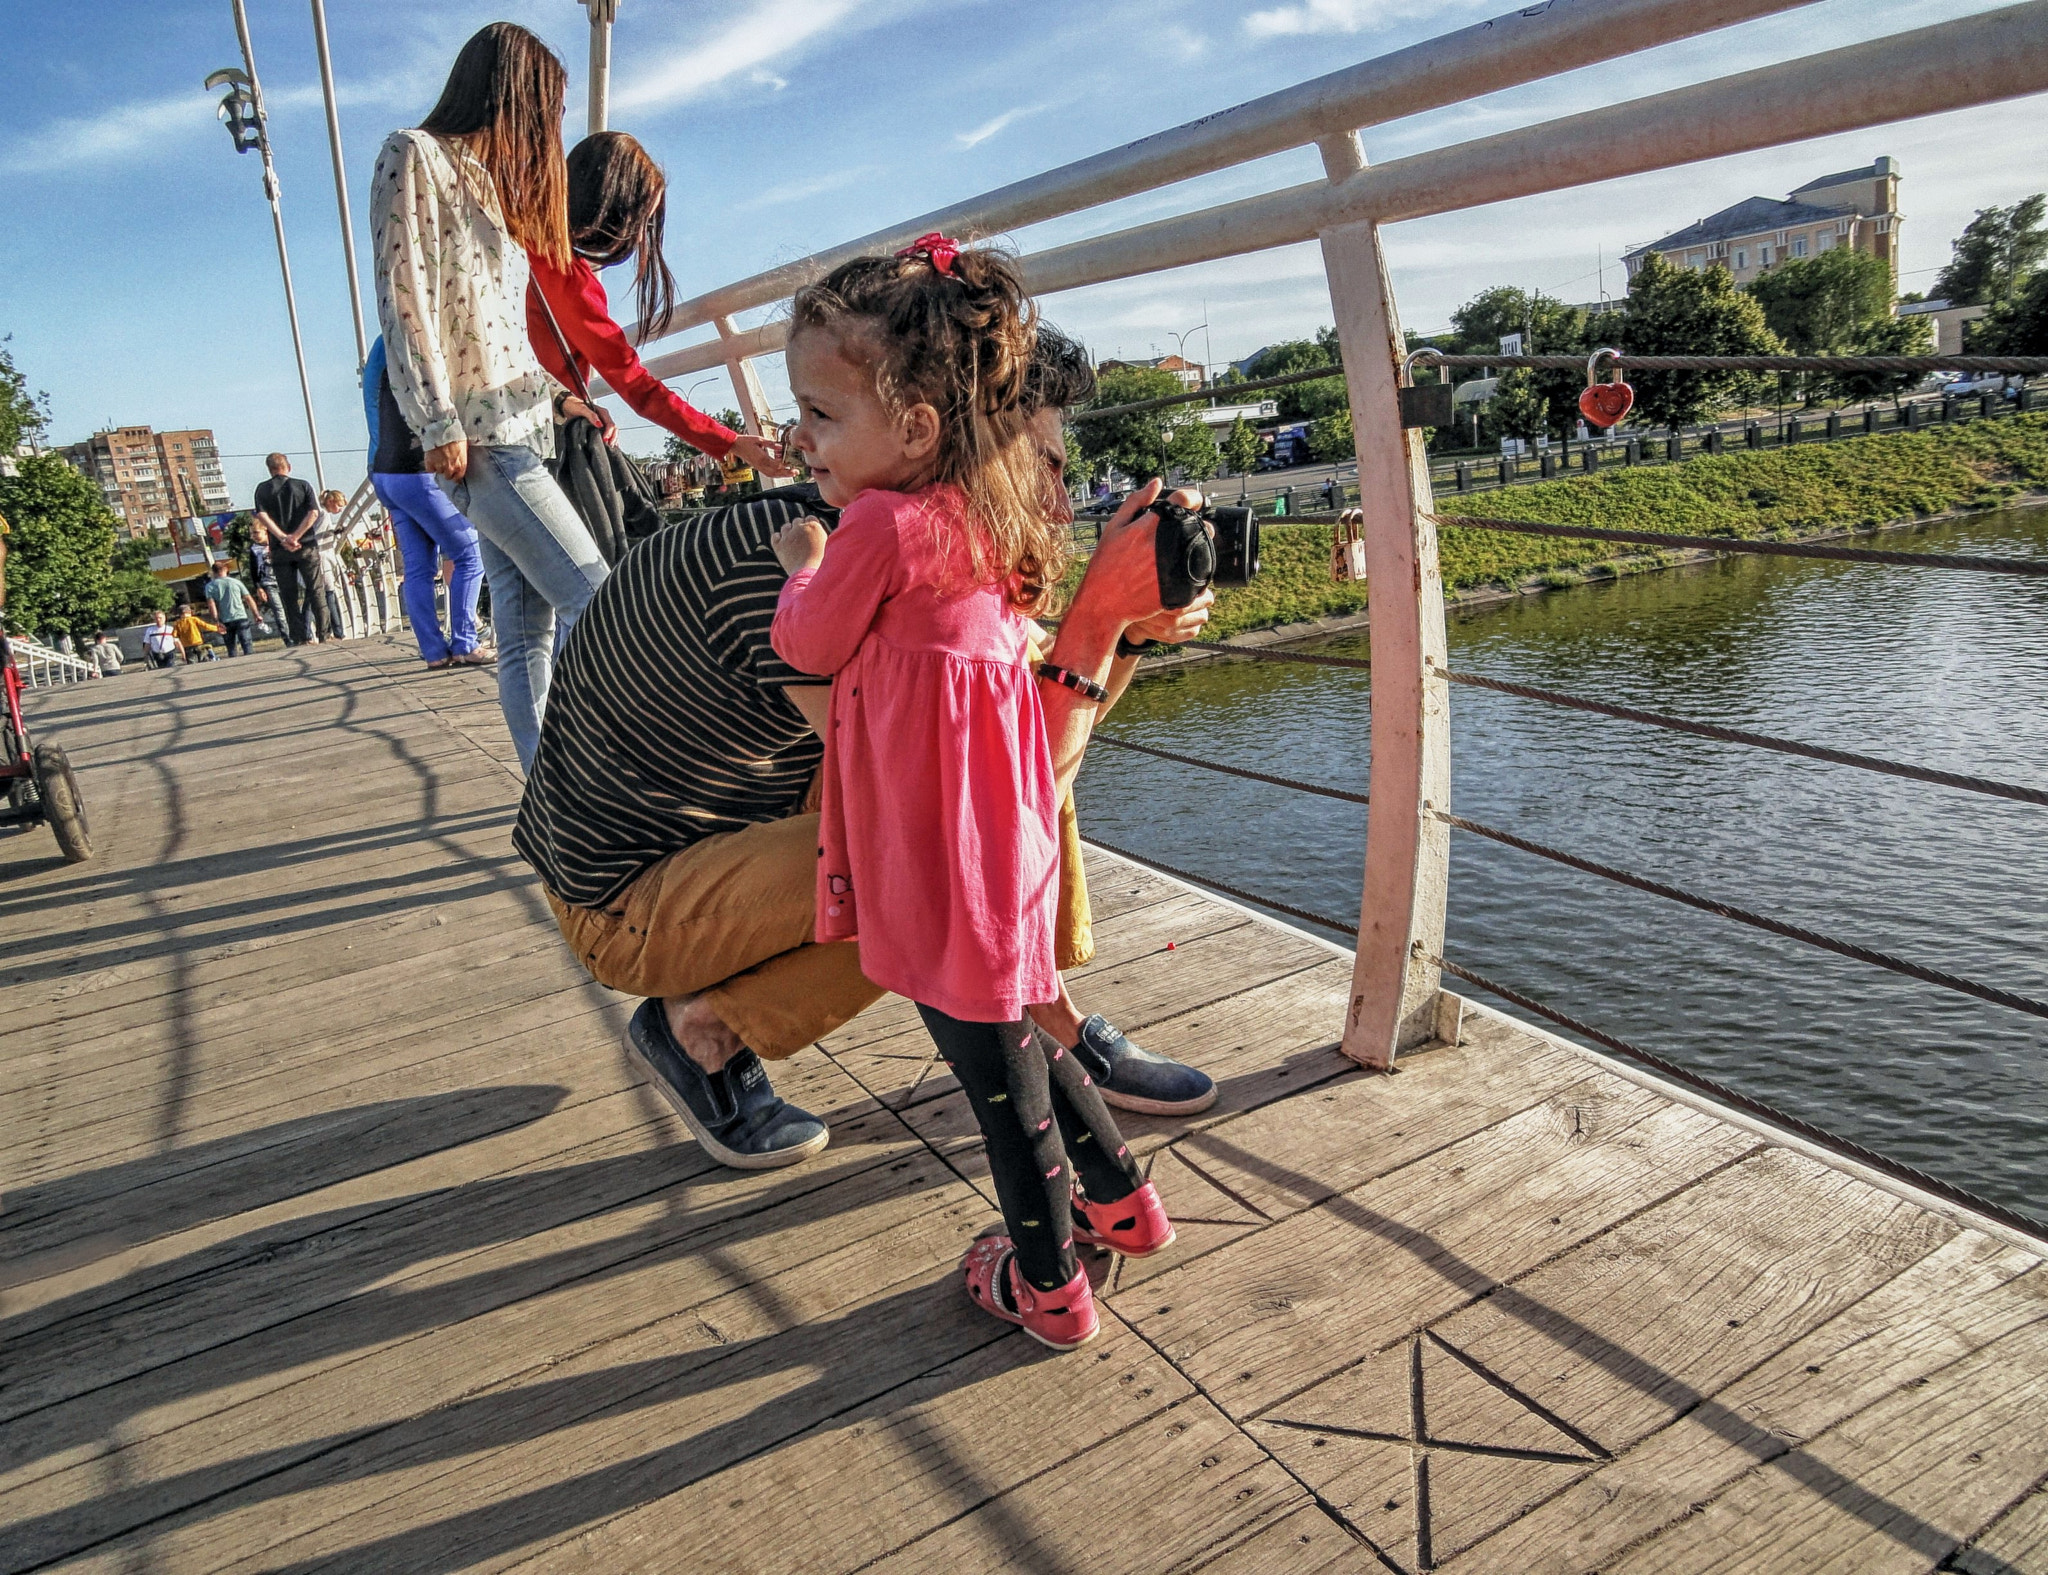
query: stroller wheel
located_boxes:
[32,742,92,862]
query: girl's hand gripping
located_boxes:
[771,516,830,574]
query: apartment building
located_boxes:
[59,425,232,536]
[1624,157,1902,288]
[1098,353,1206,389]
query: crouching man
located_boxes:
[512,328,1217,1167]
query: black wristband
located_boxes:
[1115,633,1155,660]
[1037,662,1110,703]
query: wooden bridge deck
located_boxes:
[3,637,2044,1575]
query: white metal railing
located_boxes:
[632,0,2048,1067]
[9,637,99,688]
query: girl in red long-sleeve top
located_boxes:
[527,132,786,476]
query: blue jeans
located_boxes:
[438,443,607,771]
[220,619,253,657]
[377,472,483,665]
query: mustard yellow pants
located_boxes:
[547,797,1093,1059]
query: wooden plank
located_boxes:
[1951,1482,2048,1575]
[0,1057,887,1427]
[478,1318,1195,1575]
[849,1396,1311,1575]
[165,1207,1078,1573]
[1,1149,974,1571]
[1456,1233,2046,1575]
[1600,1316,2048,1575]
[1126,1079,1759,1417]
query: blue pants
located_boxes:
[376,472,484,667]
[437,443,607,772]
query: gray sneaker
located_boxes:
[1067,1016,1218,1116]
[626,999,829,1169]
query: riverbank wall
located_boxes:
[1176,411,2048,649]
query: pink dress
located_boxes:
[771,485,1060,1023]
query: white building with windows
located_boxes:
[1623,158,1901,288]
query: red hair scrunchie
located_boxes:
[896,232,961,277]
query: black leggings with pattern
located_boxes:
[917,1005,1145,1292]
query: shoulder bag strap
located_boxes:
[531,278,592,405]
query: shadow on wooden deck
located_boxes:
[2,636,2043,1575]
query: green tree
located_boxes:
[1448,287,1592,439]
[0,455,119,640]
[1072,366,1211,483]
[1485,371,1550,445]
[1830,310,1934,405]
[1220,414,1263,475]
[1746,248,1895,354]
[111,535,156,572]
[1617,254,1781,429]
[106,567,173,627]
[1974,269,2048,355]
[0,338,50,455]
[1932,195,2046,306]
[1245,336,1345,421]
[1306,410,1354,463]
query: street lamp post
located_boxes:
[208,0,327,493]
[1170,320,1210,385]
[309,0,368,368]
[582,0,621,135]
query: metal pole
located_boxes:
[584,0,619,136]
[309,0,368,367]
[230,0,327,493]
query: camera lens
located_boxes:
[1209,506,1259,588]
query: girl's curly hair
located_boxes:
[789,246,1066,612]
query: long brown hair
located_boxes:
[420,23,570,269]
[566,132,677,338]
[791,247,1063,612]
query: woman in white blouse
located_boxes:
[369,22,608,771]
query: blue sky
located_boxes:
[1,0,2040,503]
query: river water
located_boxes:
[1078,503,2048,1226]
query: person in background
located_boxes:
[317,489,353,639]
[89,632,123,676]
[362,335,488,669]
[142,610,180,669]
[370,22,611,771]
[203,566,258,657]
[171,604,220,663]
[527,131,788,478]
[251,454,332,643]
[245,520,293,644]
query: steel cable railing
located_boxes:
[1431,666,2048,808]
[1429,514,2048,576]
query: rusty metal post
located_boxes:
[1316,132,1452,1068]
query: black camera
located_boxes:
[1148,496,1260,607]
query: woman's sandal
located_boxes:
[1072,1181,1176,1257]
[961,1235,1098,1351]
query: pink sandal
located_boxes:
[1072,1181,1176,1257]
[961,1236,1098,1351]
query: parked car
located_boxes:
[1946,373,2020,399]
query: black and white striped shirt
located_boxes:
[514,492,834,908]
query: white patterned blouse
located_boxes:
[368,128,560,457]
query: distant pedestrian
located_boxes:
[317,490,355,638]
[203,568,258,657]
[142,610,180,669]
[171,606,220,663]
[251,454,333,643]
[246,521,293,644]
[89,632,123,676]
[363,335,488,669]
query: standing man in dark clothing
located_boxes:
[251,454,332,644]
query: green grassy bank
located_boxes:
[1194,412,2048,641]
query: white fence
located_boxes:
[628,0,2048,1067]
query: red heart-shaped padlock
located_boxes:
[1578,380,1635,429]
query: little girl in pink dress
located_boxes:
[770,238,1172,1350]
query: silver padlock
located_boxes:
[1331,508,1368,583]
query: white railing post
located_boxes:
[715,316,773,437]
[1317,132,1451,1069]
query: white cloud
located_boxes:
[736,165,877,212]
[750,68,791,91]
[2,91,213,173]
[1160,26,1211,60]
[957,104,1044,150]
[1243,0,1460,40]
[614,0,875,111]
